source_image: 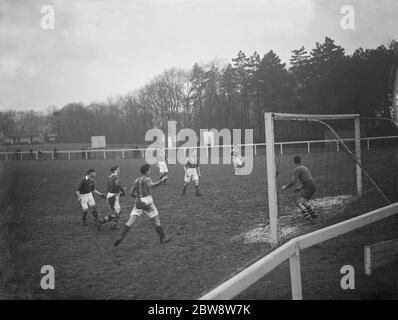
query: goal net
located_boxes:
[265,112,398,245]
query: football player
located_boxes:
[76,168,106,226]
[156,148,168,184]
[231,145,245,175]
[96,165,126,230]
[113,163,170,247]
[281,156,318,220]
[182,149,202,196]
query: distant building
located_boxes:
[3,132,45,145]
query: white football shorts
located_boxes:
[130,195,158,219]
[107,193,121,214]
[79,192,95,211]
[184,168,199,183]
[158,161,168,173]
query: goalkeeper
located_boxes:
[281,156,318,220]
[113,163,171,247]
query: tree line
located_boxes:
[1,37,397,143]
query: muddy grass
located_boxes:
[7,152,398,299]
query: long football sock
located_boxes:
[82,212,88,225]
[113,225,130,247]
[182,185,187,195]
[304,202,318,218]
[301,209,311,220]
[195,185,202,196]
[92,208,98,222]
[155,226,165,242]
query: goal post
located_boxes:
[354,117,363,197]
[265,113,279,245]
[264,112,364,246]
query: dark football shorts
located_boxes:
[300,182,316,200]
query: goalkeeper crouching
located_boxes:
[281,156,318,220]
[113,163,171,247]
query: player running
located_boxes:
[156,148,168,184]
[96,165,126,230]
[281,156,318,220]
[231,145,245,175]
[113,163,171,247]
[76,168,106,226]
[182,149,202,196]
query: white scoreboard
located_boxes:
[91,136,106,149]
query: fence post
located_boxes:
[254,145,257,156]
[68,152,71,160]
[336,141,340,152]
[367,139,370,151]
[289,242,303,300]
[5,153,8,161]
[280,144,283,155]
[122,150,125,159]
[354,117,363,197]
[104,151,106,159]
[307,142,310,154]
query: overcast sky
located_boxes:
[0,0,397,111]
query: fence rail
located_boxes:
[1,135,398,161]
[199,202,398,300]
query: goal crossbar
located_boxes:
[273,113,360,121]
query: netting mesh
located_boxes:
[273,117,398,243]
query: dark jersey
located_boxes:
[185,160,199,169]
[76,176,95,194]
[292,165,314,186]
[107,174,123,193]
[132,176,152,198]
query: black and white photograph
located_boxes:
[1,0,398,305]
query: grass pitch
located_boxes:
[7,149,398,299]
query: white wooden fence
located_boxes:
[1,135,397,161]
[199,202,398,300]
